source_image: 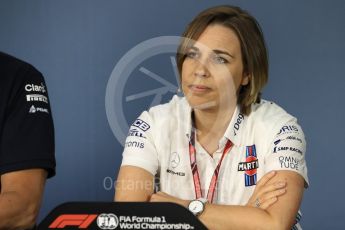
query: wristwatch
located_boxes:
[188,198,208,216]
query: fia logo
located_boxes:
[97,213,119,229]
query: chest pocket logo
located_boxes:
[170,152,180,169]
[166,152,185,176]
[237,145,259,186]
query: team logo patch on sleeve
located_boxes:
[131,119,150,131]
[238,145,259,187]
[277,125,299,136]
[127,119,150,139]
[24,82,49,104]
[127,128,146,138]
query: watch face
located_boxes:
[189,200,204,215]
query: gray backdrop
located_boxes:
[1,0,344,228]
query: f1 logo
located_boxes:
[49,214,97,228]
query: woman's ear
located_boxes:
[241,72,251,86]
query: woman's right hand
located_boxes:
[246,170,287,210]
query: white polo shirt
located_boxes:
[121,95,308,222]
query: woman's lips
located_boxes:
[188,84,211,93]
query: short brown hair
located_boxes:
[176,5,268,115]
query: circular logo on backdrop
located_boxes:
[105,36,182,146]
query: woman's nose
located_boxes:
[193,60,210,78]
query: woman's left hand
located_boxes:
[150,191,190,208]
[246,170,287,210]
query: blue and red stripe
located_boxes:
[244,145,257,187]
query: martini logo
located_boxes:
[238,159,259,171]
[239,145,259,186]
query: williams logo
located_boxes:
[238,145,259,186]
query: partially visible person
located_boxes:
[0,52,56,229]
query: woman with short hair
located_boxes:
[115,5,308,230]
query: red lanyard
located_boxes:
[189,129,233,203]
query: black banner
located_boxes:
[38,202,207,230]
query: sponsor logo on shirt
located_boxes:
[125,141,144,149]
[238,159,259,172]
[274,139,282,145]
[29,105,49,114]
[166,169,185,176]
[26,94,48,103]
[286,135,303,143]
[131,119,150,131]
[233,113,244,136]
[170,152,180,169]
[273,146,303,155]
[127,128,146,138]
[277,125,299,136]
[166,152,185,176]
[279,156,299,170]
[239,145,258,186]
[273,135,303,155]
[25,82,46,93]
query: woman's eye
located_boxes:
[186,51,198,59]
[213,55,228,64]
